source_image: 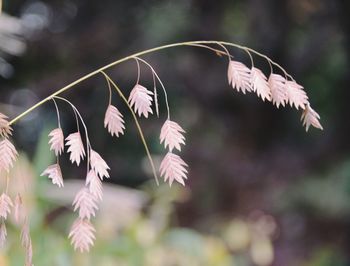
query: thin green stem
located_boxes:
[101,71,160,186]
[9,40,294,126]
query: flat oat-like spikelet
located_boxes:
[128,84,154,118]
[69,218,96,252]
[268,74,288,108]
[48,128,64,156]
[160,152,188,186]
[104,105,125,137]
[25,238,33,266]
[0,139,18,172]
[301,104,323,132]
[66,132,85,166]
[90,149,110,179]
[20,220,33,266]
[0,113,12,138]
[20,220,30,248]
[13,193,23,224]
[0,193,13,219]
[160,120,186,152]
[86,170,103,201]
[0,222,6,247]
[41,164,64,188]
[285,80,309,110]
[227,60,252,94]
[250,67,271,102]
[73,187,98,219]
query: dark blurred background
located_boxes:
[1,0,350,265]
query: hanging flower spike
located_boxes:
[66,132,86,166]
[14,193,23,224]
[86,170,103,201]
[0,113,12,138]
[268,74,288,108]
[0,193,13,219]
[25,238,33,266]
[69,218,96,252]
[0,138,18,172]
[250,67,271,102]
[160,152,188,186]
[301,104,323,132]
[41,164,64,188]
[20,220,30,248]
[104,105,125,137]
[128,84,154,118]
[72,187,98,220]
[160,120,186,152]
[285,80,309,110]
[20,220,33,266]
[0,222,6,247]
[90,149,110,179]
[227,60,252,94]
[48,128,64,156]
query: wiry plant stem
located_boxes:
[8,40,295,126]
[135,58,141,85]
[51,98,61,128]
[101,71,160,186]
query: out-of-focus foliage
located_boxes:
[0,130,283,265]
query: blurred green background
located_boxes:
[0,0,349,265]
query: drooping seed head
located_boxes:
[48,128,64,156]
[160,120,186,152]
[41,164,64,188]
[69,218,96,253]
[159,152,188,186]
[128,84,154,118]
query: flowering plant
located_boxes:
[0,40,322,264]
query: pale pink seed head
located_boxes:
[104,104,125,137]
[69,218,96,252]
[159,152,188,186]
[250,67,271,102]
[72,187,98,220]
[41,164,64,188]
[90,149,110,179]
[86,170,103,201]
[268,74,288,108]
[301,104,323,132]
[0,113,12,138]
[0,138,18,172]
[65,132,85,166]
[0,193,13,219]
[285,80,309,110]
[160,120,186,152]
[227,60,252,94]
[128,84,154,118]
[48,128,64,156]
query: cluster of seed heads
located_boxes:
[0,41,322,261]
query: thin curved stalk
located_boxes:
[101,71,160,186]
[8,40,293,125]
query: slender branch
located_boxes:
[51,98,61,128]
[100,71,160,186]
[106,77,112,106]
[151,69,159,118]
[8,40,295,125]
[135,58,141,85]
